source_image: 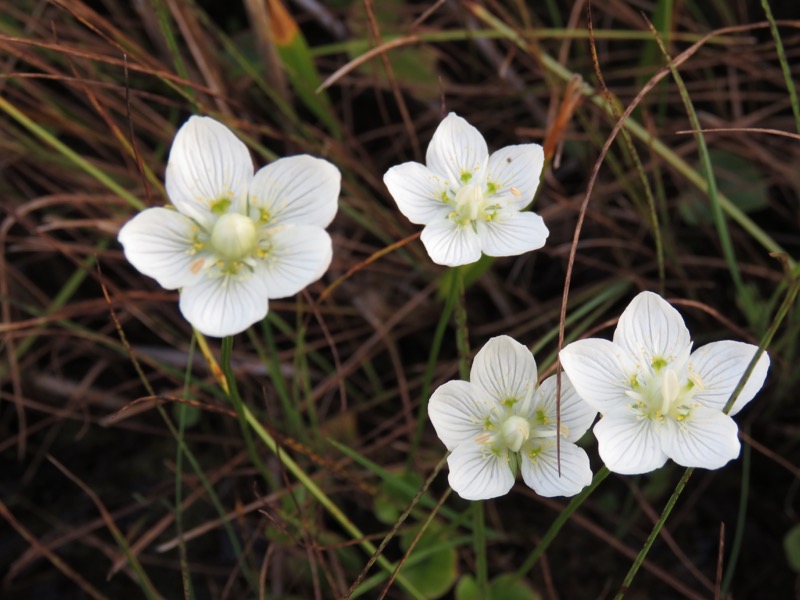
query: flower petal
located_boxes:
[613,291,691,366]
[531,374,597,443]
[559,338,636,413]
[689,341,770,416]
[485,143,545,210]
[420,218,481,266]
[593,412,668,474]
[179,271,269,337]
[165,116,253,229]
[520,440,592,497]
[118,207,206,290]
[249,155,340,228]
[470,335,537,406]
[428,380,494,451]
[425,113,488,186]
[447,443,514,501]
[661,405,740,469]
[383,162,452,225]
[475,210,548,258]
[257,225,332,299]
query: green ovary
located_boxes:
[498,415,530,453]
[454,183,484,222]
[210,213,258,261]
[634,366,699,422]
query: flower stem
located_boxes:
[474,502,489,595]
[614,467,694,598]
[720,432,751,595]
[723,271,800,414]
[175,336,197,600]
[454,266,471,380]
[408,285,456,465]
[515,466,610,578]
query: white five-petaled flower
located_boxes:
[118,116,340,337]
[428,336,596,501]
[383,113,549,267]
[559,291,770,475]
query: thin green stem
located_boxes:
[0,96,144,210]
[151,0,197,108]
[723,272,800,415]
[242,406,426,599]
[761,0,800,135]
[720,431,751,594]
[516,466,610,578]
[614,467,695,599]
[474,502,489,596]
[647,22,744,300]
[175,336,197,600]
[0,238,109,379]
[454,267,470,380]
[587,16,665,291]
[408,281,457,464]
[108,314,259,591]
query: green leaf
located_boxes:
[172,403,201,429]
[784,524,800,572]
[269,0,341,136]
[456,574,541,600]
[374,471,423,525]
[399,523,458,599]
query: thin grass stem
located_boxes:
[516,466,610,578]
[614,467,695,598]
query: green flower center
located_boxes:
[450,183,499,226]
[629,363,703,422]
[498,415,530,453]
[210,213,258,261]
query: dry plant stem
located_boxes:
[715,522,725,600]
[101,279,260,591]
[614,467,695,599]
[515,466,610,579]
[345,453,449,598]
[467,8,796,269]
[318,231,421,303]
[675,127,800,141]
[0,500,109,600]
[587,5,665,293]
[152,0,196,107]
[46,455,163,600]
[378,487,453,600]
[241,406,426,599]
[645,17,744,300]
[362,0,421,161]
[314,28,745,89]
